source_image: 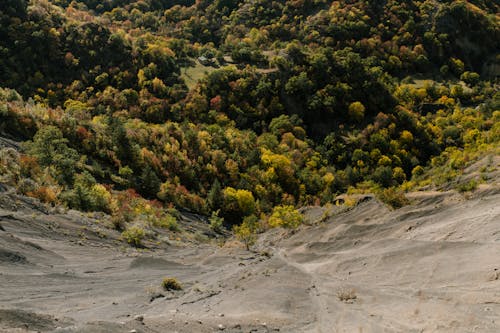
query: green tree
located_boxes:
[207,179,223,210]
[138,165,161,198]
[26,126,79,184]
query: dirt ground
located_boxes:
[1,186,499,333]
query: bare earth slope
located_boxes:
[1,186,499,333]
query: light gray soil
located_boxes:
[1,186,499,333]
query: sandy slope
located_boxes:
[0,186,499,333]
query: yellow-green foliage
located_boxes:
[411,165,424,177]
[121,226,145,247]
[233,215,258,250]
[209,210,224,233]
[89,184,112,212]
[0,0,497,223]
[162,277,182,291]
[377,187,409,209]
[268,205,303,229]
[155,214,179,231]
[342,195,359,207]
[348,101,365,122]
[223,187,256,216]
[456,179,478,193]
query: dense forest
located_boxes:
[0,0,498,243]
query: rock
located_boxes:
[218,313,224,317]
[134,315,144,322]
[129,330,137,333]
[218,324,226,330]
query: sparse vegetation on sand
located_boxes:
[161,277,182,291]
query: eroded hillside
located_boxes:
[1,183,499,332]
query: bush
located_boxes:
[121,226,145,247]
[27,186,59,205]
[26,126,79,185]
[156,214,179,231]
[376,187,409,209]
[110,214,126,231]
[17,178,37,194]
[268,205,303,229]
[209,210,224,233]
[456,179,478,193]
[372,166,394,187]
[162,277,182,291]
[60,172,111,212]
[0,148,20,185]
[233,220,257,251]
[411,165,424,177]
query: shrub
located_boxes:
[17,178,37,194]
[460,71,480,86]
[162,277,182,291]
[268,205,303,229]
[121,226,145,247]
[209,210,224,233]
[61,172,111,212]
[27,186,59,205]
[411,165,424,177]
[156,214,179,231]
[89,184,112,212]
[233,220,257,251]
[393,167,406,184]
[110,214,126,231]
[377,187,409,209]
[456,179,478,193]
[0,148,20,185]
[372,166,394,187]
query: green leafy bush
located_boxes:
[456,179,478,193]
[121,226,145,247]
[209,210,224,233]
[156,214,179,231]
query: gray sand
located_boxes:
[1,187,499,332]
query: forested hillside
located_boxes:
[0,0,498,237]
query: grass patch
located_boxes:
[181,62,218,90]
